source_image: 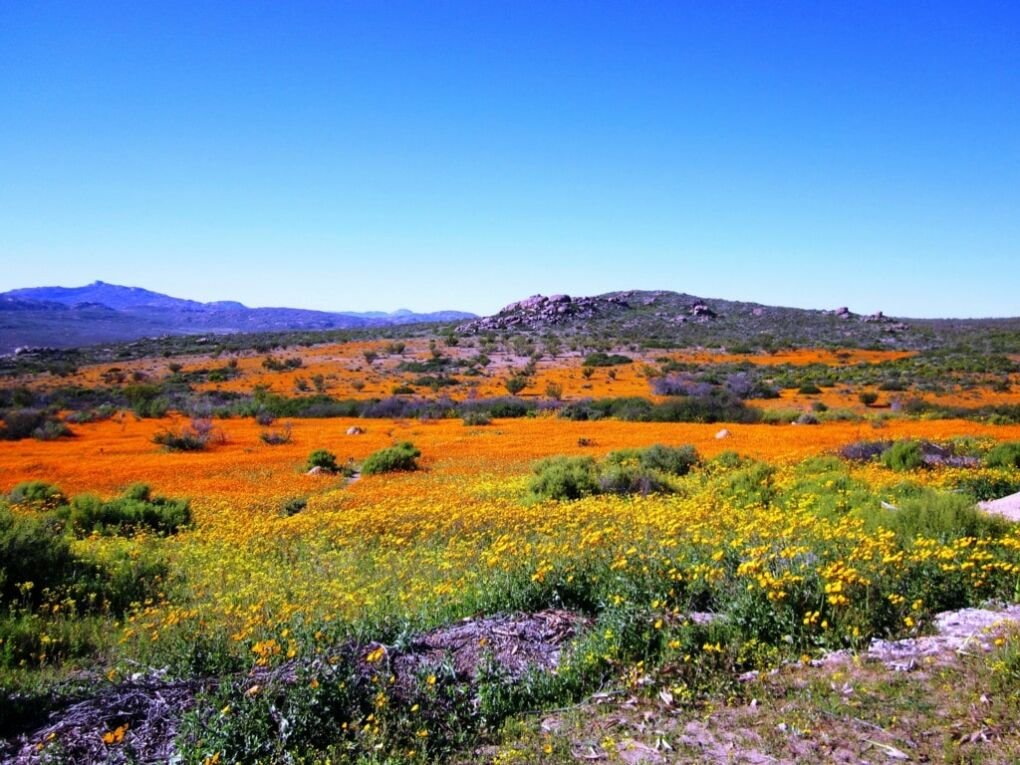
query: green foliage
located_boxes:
[153,418,217,451]
[528,456,599,501]
[559,393,759,424]
[859,391,879,406]
[281,497,307,517]
[724,462,779,508]
[952,473,1020,502]
[505,375,528,395]
[0,507,79,604]
[306,449,339,472]
[582,352,633,367]
[985,442,1020,469]
[531,445,700,501]
[858,491,1011,543]
[259,422,293,445]
[462,411,492,426]
[62,484,191,537]
[881,440,926,472]
[606,444,700,476]
[0,409,72,441]
[362,442,421,475]
[7,481,67,510]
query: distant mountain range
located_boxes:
[0,281,475,354]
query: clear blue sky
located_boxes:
[1,1,1017,317]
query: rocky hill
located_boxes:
[457,290,1020,351]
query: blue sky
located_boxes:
[1,1,1017,317]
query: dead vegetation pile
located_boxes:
[2,609,586,765]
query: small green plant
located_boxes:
[528,456,599,501]
[7,481,67,510]
[462,411,492,426]
[362,442,421,474]
[306,449,339,472]
[881,440,925,471]
[259,422,293,445]
[582,352,633,367]
[153,418,217,452]
[281,497,308,516]
[0,506,78,604]
[985,442,1020,469]
[606,444,700,476]
[505,376,528,395]
[859,391,879,406]
[62,484,191,537]
[860,491,1010,543]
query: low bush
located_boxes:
[582,352,633,367]
[0,506,79,605]
[860,491,1011,543]
[0,409,72,441]
[881,440,926,471]
[606,443,700,476]
[362,442,421,475]
[281,497,308,517]
[462,411,492,426]
[7,481,67,510]
[531,445,700,501]
[153,418,218,452]
[61,484,191,537]
[952,473,1020,502]
[259,422,293,445]
[306,449,339,472]
[528,456,599,501]
[985,442,1020,470]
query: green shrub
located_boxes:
[31,420,73,440]
[597,463,669,495]
[881,440,925,471]
[712,450,747,469]
[953,473,1020,502]
[362,442,421,475]
[860,491,1011,543]
[528,456,599,501]
[259,423,293,445]
[306,449,339,472]
[0,409,71,441]
[725,462,778,508]
[7,481,67,510]
[281,497,308,516]
[0,507,79,604]
[462,411,492,426]
[859,391,879,406]
[62,485,191,537]
[798,384,822,395]
[607,444,700,476]
[582,352,633,367]
[505,376,528,395]
[985,442,1020,469]
[153,418,216,451]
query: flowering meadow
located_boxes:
[3,341,1020,762]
